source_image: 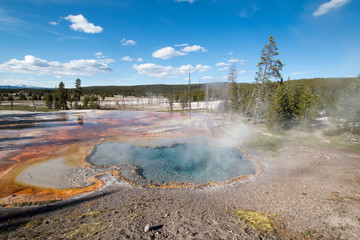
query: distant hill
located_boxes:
[0,85,52,90]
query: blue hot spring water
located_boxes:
[88,142,256,184]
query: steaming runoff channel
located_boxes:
[87,142,256,185]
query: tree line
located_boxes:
[225,36,360,133]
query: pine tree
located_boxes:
[266,82,317,130]
[82,96,90,109]
[56,81,68,110]
[253,36,284,122]
[266,83,292,130]
[74,78,82,110]
[228,64,239,113]
[45,93,53,109]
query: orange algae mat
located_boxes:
[0,111,188,207]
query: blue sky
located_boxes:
[0,0,359,88]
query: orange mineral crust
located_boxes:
[0,111,191,206]
[0,111,257,207]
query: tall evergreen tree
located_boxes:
[56,81,68,110]
[228,64,239,113]
[45,93,53,109]
[266,83,292,130]
[74,78,82,110]
[253,36,284,122]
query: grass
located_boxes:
[67,222,104,239]
[234,210,275,232]
[244,126,360,154]
[244,135,285,152]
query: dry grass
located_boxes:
[234,209,275,232]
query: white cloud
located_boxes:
[152,47,186,60]
[226,59,248,64]
[101,58,115,64]
[175,0,195,3]
[174,43,188,47]
[49,21,58,26]
[199,76,213,80]
[216,62,230,67]
[219,67,230,71]
[239,70,246,74]
[121,56,143,62]
[64,14,103,34]
[94,52,114,63]
[122,56,133,61]
[313,0,351,16]
[95,52,103,57]
[227,59,239,63]
[132,63,210,79]
[121,38,136,46]
[0,55,112,77]
[181,45,207,53]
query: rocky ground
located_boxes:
[0,115,359,239]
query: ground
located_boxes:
[0,111,359,239]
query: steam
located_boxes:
[88,141,256,184]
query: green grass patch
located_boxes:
[324,128,347,136]
[244,135,285,152]
[234,210,275,232]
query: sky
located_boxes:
[0,0,359,88]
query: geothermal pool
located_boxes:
[88,142,255,184]
[0,110,259,206]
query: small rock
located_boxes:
[144,223,152,233]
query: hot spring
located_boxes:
[0,111,261,206]
[87,141,256,186]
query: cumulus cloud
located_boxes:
[152,44,207,60]
[226,59,248,64]
[152,47,187,60]
[174,43,189,47]
[132,63,210,79]
[64,14,103,34]
[121,56,143,62]
[216,62,230,67]
[121,38,136,46]
[121,56,133,61]
[181,45,207,53]
[94,52,114,63]
[49,21,58,26]
[313,0,351,16]
[227,59,239,63]
[0,55,112,77]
